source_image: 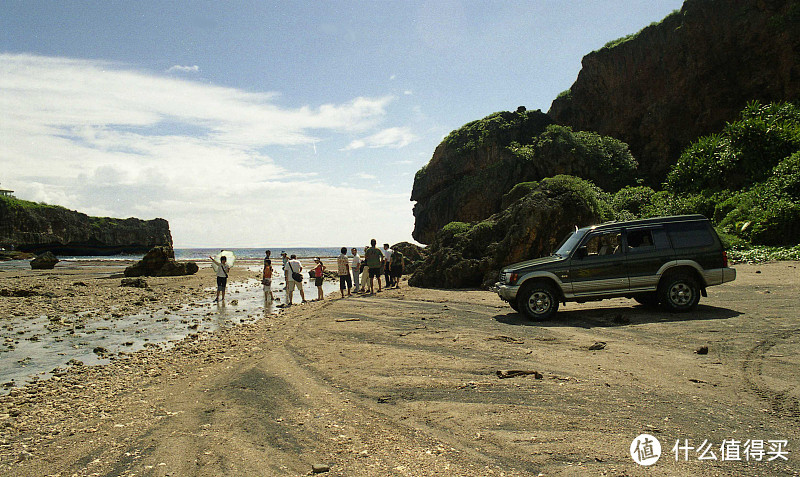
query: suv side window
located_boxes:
[583,231,621,258]
[626,227,669,253]
[666,221,714,248]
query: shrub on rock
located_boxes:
[410,175,612,289]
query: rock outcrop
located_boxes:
[549,0,800,184]
[30,251,59,270]
[124,246,199,277]
[390,241,428,274]
[0,196,172,255]
[411,110,637,244]
[410,176,611,289]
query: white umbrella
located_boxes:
[212,250,236,272]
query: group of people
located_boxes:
[260,239,404,306]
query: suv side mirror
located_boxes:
[574,246,587,259]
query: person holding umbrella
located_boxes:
[209,251,234,303]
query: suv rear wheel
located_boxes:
[658,272,700,312]
[517,282,559,320]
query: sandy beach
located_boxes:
[0,261,798,476]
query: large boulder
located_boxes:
[390,241,428,274]
[410,176,611,289]
[30,251,59,270]
[124,246,198,277]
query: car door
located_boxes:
[624,227,673,291]
[569,229,629,296]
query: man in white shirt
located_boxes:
[285,254,306,305]
[351,248,361,293]
[383,243,394,287]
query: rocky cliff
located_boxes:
[549,0,800,184]
[0,196,172,255]
[411,109,637,244]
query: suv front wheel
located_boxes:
[517,282,559,320]
[658,272,700,312]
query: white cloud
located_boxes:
[342,127,416,151]
[0,53,414,246]
[167,64,200,73]
[355,173,377,180]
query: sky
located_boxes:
[0,0,684,248]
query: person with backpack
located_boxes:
[285,254,306,305]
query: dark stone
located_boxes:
[30,251,58,270]
[124,246,198,277]
[121,278,149,288]
[696,346,709,355]
[390,241,428,274]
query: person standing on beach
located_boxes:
[383,243,394,288]
[364,239,384,293]
[337,247,352,298]
[209,255,231,303]
[312,257,325,301]
[350,247,361,294]
[262,250,274,301]
[390,248,404,289]
[360,245,370,293]
[286,254,306,305]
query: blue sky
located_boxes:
[1,0,683,247]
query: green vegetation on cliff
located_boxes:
[612,101,800,249]
[0,195,68,212]
[439,108,553,156]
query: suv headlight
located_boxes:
[503,272,519,285]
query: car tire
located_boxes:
[633,293,660,307]
[658,272,700,312]
[517,282,559,321]
[508,300,520,312]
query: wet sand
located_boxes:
[1,261,798,476]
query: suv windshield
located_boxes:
[553,230,586,257]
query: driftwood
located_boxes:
[496,370,543,379]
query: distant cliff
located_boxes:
[549,0,800,184]
[0,196,172,255]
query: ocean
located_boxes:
[49,247,347,262]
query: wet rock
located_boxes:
[588,341,607,350]
[124,246,198,277]
[30,251,59,270]
[121,278,148,289]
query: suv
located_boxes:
[494,215,736,320]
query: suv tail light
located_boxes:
[722,250,729,268]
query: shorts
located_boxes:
[369,267,381,278]
[314,277,323,287]
[339,274,352,290]
[262,278,271,290]
[391,265,403,278]
[216,276,227,290]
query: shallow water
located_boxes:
[0,263,345,392]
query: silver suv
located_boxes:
[494,215,736,320]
